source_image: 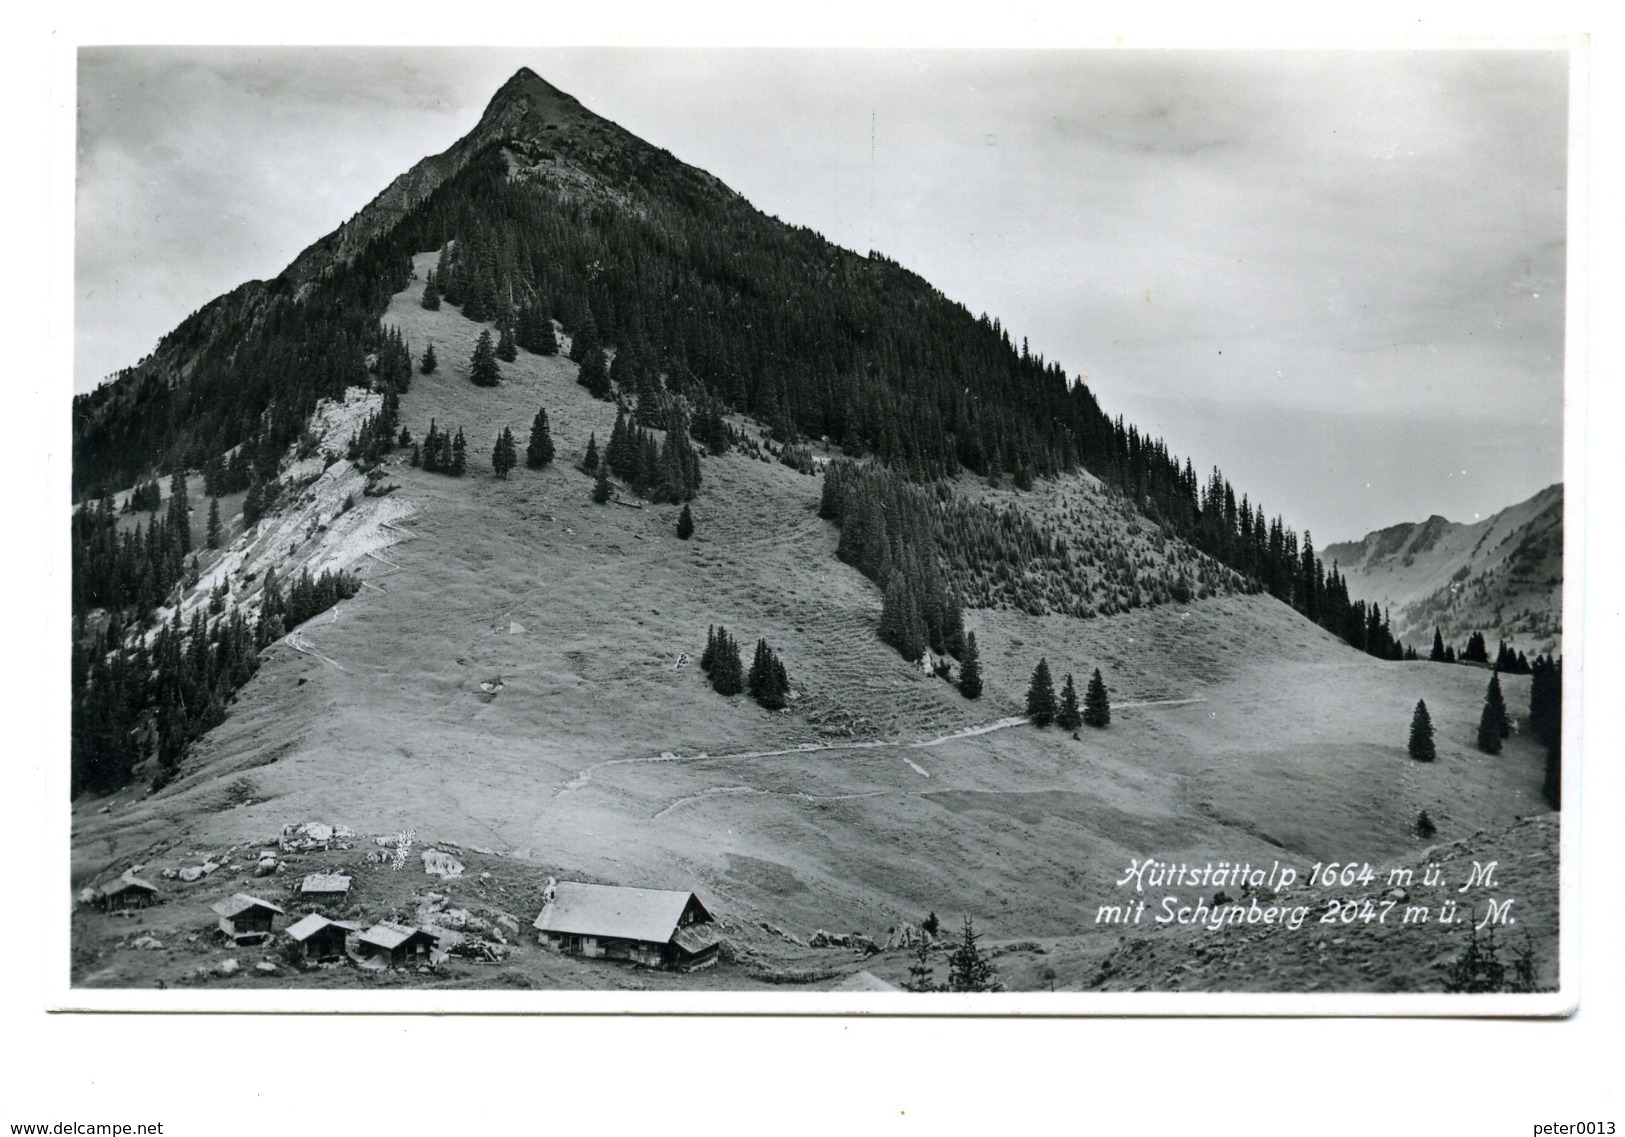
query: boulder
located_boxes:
[179,867,205,883]
[255,961,277,973]
[254,859,278,877]
[216,958,239,976]
[421,849,465,879]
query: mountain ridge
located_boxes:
[1323,483,1562,655]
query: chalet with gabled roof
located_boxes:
[533,881,720,969]
[212,893,285,944]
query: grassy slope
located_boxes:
[70,254,1556,989]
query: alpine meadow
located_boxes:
[69,59,1566,1000]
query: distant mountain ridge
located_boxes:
[1323,484,1562,656]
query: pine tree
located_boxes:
[1408,699,1436,762]
[1476,700,1503,754]
[496,322,518,362]
[525,406,555,469]
[677,504,694,540]
[1415,810,1437,839]
[1430,627,1446,663]
[1057,673,1082,732]
[1083,668,1111,728]
[1026,658,1056,726]
[450,428,468,476]
[957,631,983,699]
[1486,672,1511,739]
[579,346,612,400]
[747,639,790,710]
[421,342,438,374]
[469,329,501,387]
[592,459,612,504]
[904,938,936,992]
[492,427,517,479]
[582,433,600,474]
[420,272,440,311]
[946,916,996,992]
[709,627,744,696]
[206,496,222,550]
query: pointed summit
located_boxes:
[476,67,589,139]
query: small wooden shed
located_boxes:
[299,873,352,904]
[284,913,363,963]
[355,921,438,969]
[98,875,160,911]
[212,893,285,944]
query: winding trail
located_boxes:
[557,697,1207,800]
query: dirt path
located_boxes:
[558,697,1208,800]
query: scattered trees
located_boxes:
[1025,658,1056,726]
[1408,699,1436,762]
[1083,668,1111,728]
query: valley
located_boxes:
[70,254,1557,994]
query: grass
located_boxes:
[69,253,1559,991]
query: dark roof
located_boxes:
[533,882,711,943]
[211,893,285,919]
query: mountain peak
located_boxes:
[477,67,587,139]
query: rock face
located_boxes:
[1323,484,1562,655]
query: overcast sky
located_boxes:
[75,47,1568,540]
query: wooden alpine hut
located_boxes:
[533,881,721,970]
[212,893,285,944]
[284,913,363,963]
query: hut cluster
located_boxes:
[84,859,723,977]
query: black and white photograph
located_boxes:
[62,44,1578,1010]
[13,11,1623,1131]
